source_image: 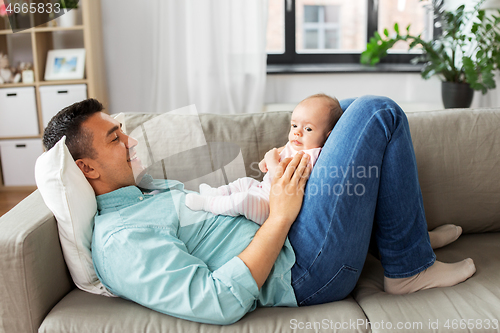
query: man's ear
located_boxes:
[75,159,100,180]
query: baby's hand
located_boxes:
[259,158,268,173]
[264,148,281,178]
[260,148,280,173]
[265,148,280,163]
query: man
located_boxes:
[43,98,311,324]
[43,98,475,325]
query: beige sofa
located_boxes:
[1,107,500,333]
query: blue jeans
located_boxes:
[289,95,436,306]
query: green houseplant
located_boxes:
[361,0,500,108]
[59,0,79,9]
[57,0,79,27]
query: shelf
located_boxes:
[0,29,30,35]
[0,25,84,35]
[0,82,36,88]
[1,80,88,88]
[0,0,107,188]
[33,25,84,32]
[37,79,87,86]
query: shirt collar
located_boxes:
[96,175,185,212]
[96,185,146,212]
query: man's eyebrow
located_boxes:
[106,123,122,137]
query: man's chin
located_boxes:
[133,168,147,184]
[131,158,147,184]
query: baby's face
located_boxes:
[288,97,332,151]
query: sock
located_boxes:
[185,193,207,211]
[199,184,216,196]
[199,183,230,196]
[429,224,462,249]
[384,259,476,294]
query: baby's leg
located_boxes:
[199,183,229,196]
[185,189,269,225]
[206,191,269,225]
[199,177,261,196]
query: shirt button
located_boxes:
[139,196,144,201]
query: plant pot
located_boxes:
[57,8,78,27]
[441,81,474,109]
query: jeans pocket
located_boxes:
[299,264,359,306]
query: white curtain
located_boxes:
[149,0,269,114]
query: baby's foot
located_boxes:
[384,259,476,294]
[199,183,222,196]
[185,193,207,211]
[429,224,462,249]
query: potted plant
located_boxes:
[57,0,79,27]
[361,0,500,108]
[59,0,79,9]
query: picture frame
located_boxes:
[44,49,86,81]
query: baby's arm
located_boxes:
[259,146,285,173]
[263,148,281,179]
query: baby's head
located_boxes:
[289,93,342,151]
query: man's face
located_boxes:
[80,112,145,194]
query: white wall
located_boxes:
[100,0,156,114]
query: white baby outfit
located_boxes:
[185,142,321,225]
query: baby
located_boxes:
[185,93,343,225]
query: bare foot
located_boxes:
[384,259,476,294]
[429,224,462,249]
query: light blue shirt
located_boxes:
[92,176,297,325]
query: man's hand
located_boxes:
[238,152,311,289]
[268,152,311,225]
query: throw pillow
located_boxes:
[34,136,114,297]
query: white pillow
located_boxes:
[35,136,115,297]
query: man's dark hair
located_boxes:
[43,98,104,160]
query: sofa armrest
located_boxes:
[0,190,73,333]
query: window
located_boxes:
[301,5,341,50]
[267,0,433,65]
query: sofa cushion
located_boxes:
[123,108,500,232]
[352,233,500,333]
[122,111,291,190]
[407,108,500,233]
[39,290,369,333]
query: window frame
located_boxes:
[302,5,341,50]
[267,0,426,65]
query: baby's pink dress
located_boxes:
[201,142,321,225]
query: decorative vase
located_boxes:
[57,8,78,27]
[441,81,474,109]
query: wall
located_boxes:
[100,0,156,114]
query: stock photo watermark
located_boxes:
[290,318,499,331]
[250,162,380,197]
